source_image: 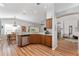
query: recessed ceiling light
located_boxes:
[0,3,5,7]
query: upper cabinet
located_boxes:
[46,18,52,29]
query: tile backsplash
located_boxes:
[47,29,52,34]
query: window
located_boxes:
[4,24,20,34]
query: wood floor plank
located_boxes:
[28,44,51,56]
[0,38,78,56]
[26,45,48,56]
[29,45,50,56]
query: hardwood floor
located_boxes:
[0,38,78,56]
[55,39,78,56]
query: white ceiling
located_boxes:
[55,3,79,17]
[55,3,79,13]
[1,3,78,23]
[0,3,54,23]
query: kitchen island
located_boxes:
[16,32,52,47]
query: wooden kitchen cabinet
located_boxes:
[34,34,41,44]
[41,35,52,47]
[29,34,52,47]
[41,35,46,45]
[29,34,41,44]
[29,34,36,44]
[45,35,52,47]
[46,18,52,29]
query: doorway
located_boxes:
[56,14,78,56]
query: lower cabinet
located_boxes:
[41,35,46,45]
[29,34,41,44]
[29,34,36,44]
[34,34,41,44]
[29,34,52,47]
[45,35,52,47]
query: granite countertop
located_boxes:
[16,32,52,36]
[36,33,52,36]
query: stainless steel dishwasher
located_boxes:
[21,35,29,46]
[16,34,30,46]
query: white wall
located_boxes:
[0,18,41,35]
[1,18,41,26]
[57,14,79,36]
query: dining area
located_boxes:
[7,32,16,44]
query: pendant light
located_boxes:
[13,16,17,27]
